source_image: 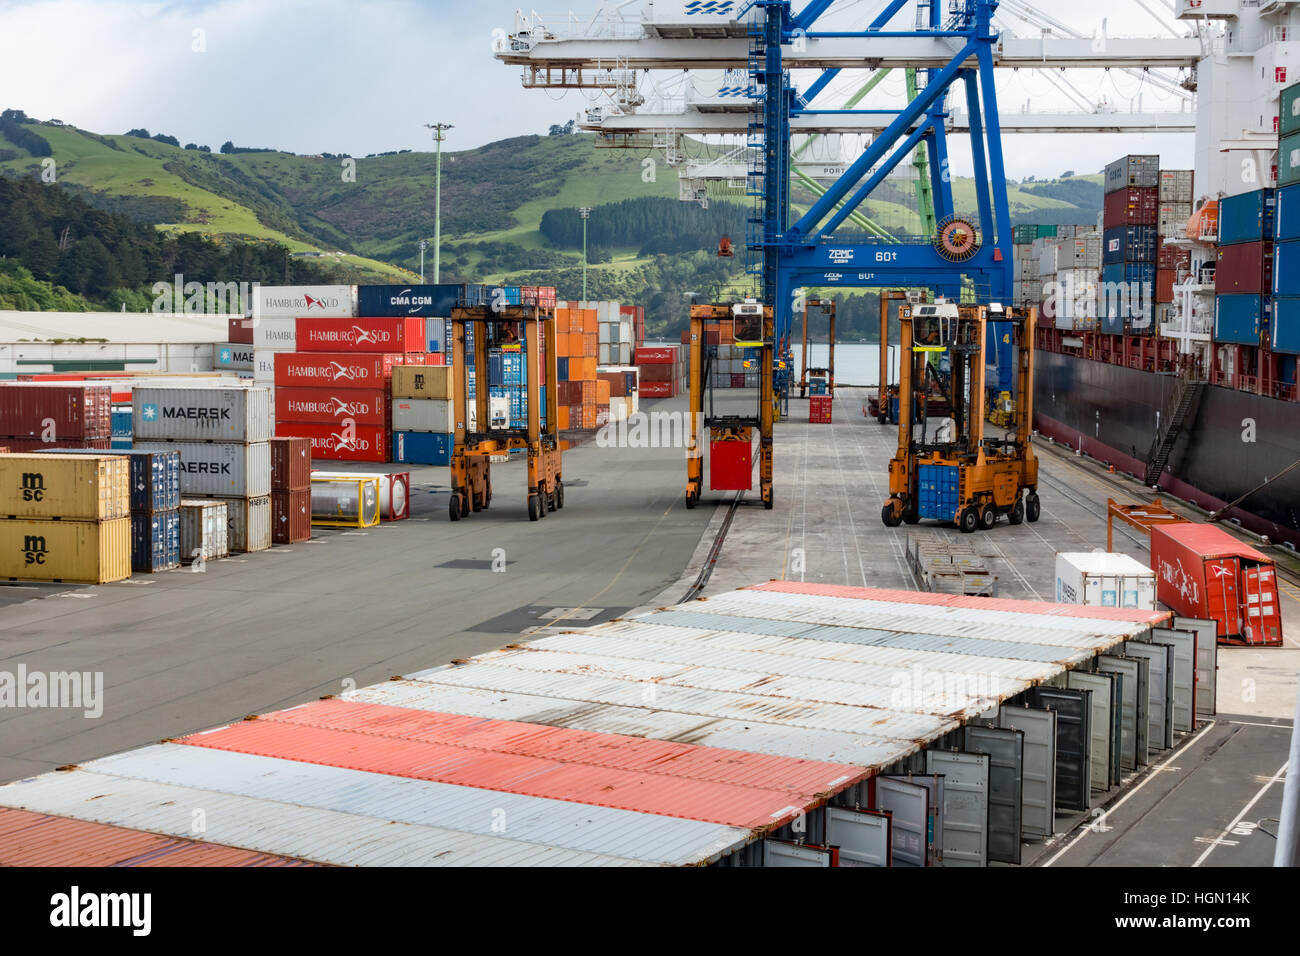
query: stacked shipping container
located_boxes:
[270,436,312,544]
[391,365,454,466]
[1101,154,1160,334]
[1215,189,1277,347]
[0,383,113,452]
[635,345,687,400]
[1273,82,1300,356]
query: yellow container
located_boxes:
[0,454,130,520]
[391,365,453,400]
[0,517,132,583]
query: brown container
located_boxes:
[0,384,112,440]
[558,381,583,406]
[270,436,312,491]
[272,489,312,543]
[1215,241,1275,295]
[1103,186,1158,227]
[1156,270,1176,303]
[598,371,629,398]
[228,316,254,345]
[0,438,111,453]
[1158,245,1192,272]
[639,363,675,383]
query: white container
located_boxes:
[215,344,256,371]
[252,317,298,350]
[253,349,278,382]
[135,441,272,498]
[1055,551,1156,610]
[392,398,451,433]
[133,386,272,443]
[217,494,272,553]
[253,285,356,319]
[180,499,228,564]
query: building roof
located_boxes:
[0,312,230,345]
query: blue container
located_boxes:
[358,284,459,317]
[111,409,133,439]
[493,286,522,306]
[43,447,181,512]
[985,320,1014,392]
[1219,188,1276,246]
[888,395,899,424]
[1102,225,1156,264]
[557,357,569,380]
[488,352,505,387]
[110,439,133,450]
[1273,240,1300,295]
[1273,297,1300,354]
[458,284,490,307]
[130,509,180,572]
[917,464,960,521]
[503,353,524,386]
[1276,184,1300,241]
[393,431,452,466]
[424,318,443,353]
[1215,295,1267,346]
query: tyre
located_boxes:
[528,495,539,521]
[881,503,902,528]
[1026,493,1041,523]
[471,490,482,513]
[536,485,548,518]
[1008,498,1025,525]
[555,480,564,510]
[764,490,773,511]
[959,507,978,534]
[449,494,461,522]
[878,413,888,425]
[685,490,697,510]
[485,483,492,507]
[902,509,920,525]
[979,504,997,530]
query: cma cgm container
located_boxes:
[0,384,111,440]
[274,352,409,390]
[357,284,459,318]
[1218,189,1276,245]
[273,422,388,463]
[276,388,389,426]
[1150,523,1283,646]
[0,454,129,520]
[1055,552,1156,610]
[295,317,424,354]
[44,448,181,513]
[133,387,272,443]
[133,441,272,498]
[252,284,356,318]
[0,516,131,583]
[217,494,272,553]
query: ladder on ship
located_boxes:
[1144,371,1206,487]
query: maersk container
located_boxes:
[0,453,130,520]
[1104,154,1159,193]
[1281,131,1300,188]
[1273,298,1300,354]
[1272,240,1300,295]
[0,516,131,583]
[130,509,180,572]
[133,387,272,443]
[1102,225,1156,264]
[252,284,356,319]
[45,447,181,513]
[393,430,452,466]
[1218,188,1276,245]
[391,399,451,433]
[1215,295,1267,347]
[180,499,228,564]
[215,345,256,371]
[356,284,459,318]
[134,441,272,498]
[1055,552,1155,610]
[217,494,272,553]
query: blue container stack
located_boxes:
[917,464,960,521]
[1273,183,1300,354]
[1216,188,1276,348]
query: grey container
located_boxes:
[1158,169,1194,204]
[133,386,272,443]
[391,399,451,433]
[134,441,272,498]
[1104,155,1160,194]
[180,499,228,564]
[216,494,272,553]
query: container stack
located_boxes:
[596,367,639,423]
[1156,170,1194,328]
[0,383,112,452]
[1011,225,1039,309]
[1273,80,1300,357]
[249,285,358,399]
[132,386,273,555]
[677,319,758,389]
[635,345,687,399]
[595,301,634,367]
[1214,188,1277,348]
[1102,154,1160,334]
[0,453,132,583]
[270,436,312,544]
[391,365,455,465]
[555,302,599,430]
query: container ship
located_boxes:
[1023,1,1300,549]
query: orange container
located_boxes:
[557,405,570,430]
[596,379,611,404]
[556,332,569,357]
[569,311,585,334]
[582,405,597,430]
[584,333,598,356]
[582,381,597,404]
[583,310,597,334]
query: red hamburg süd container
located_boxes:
[271,489,312,543]
[424,352,445,366]
[275,387,389,426]
[809,395,833,424]
[295,317,424,353]
[1214,241,1274,294]
[635,346,678,364]
[0,384,112,440]
[228,316,254,345]
[273,352,407,389]
[1103,186,1159,227]
[274,422,389,463]
[709,436,753,491]
[639,380,675,398]
[1150,524,1284,646]
[638,364,676,384]
[270,436,312,491]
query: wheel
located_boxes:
[547,490,557,513]
[555,480,564,510]
[1008,498,1025,525]
[485,482,492,507]
[764,490,773,511]
[882,503,902,528]
[471,490,483,513]
[979,503,997,530]
[449,494,461,522]
[959,507,979,534]
[878,413,888,425]
[536,484,548,518]
[1026,493,1041,523]
[685,489,697,509]
[902,509,920,525]
[528,495,540,521]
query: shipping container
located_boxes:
[1277,183,1300,241]
[1272,239,1300,295]
[1158,244,1192,272]
[391,399,451,434]
[0,516,131,583]
[1215,241,1274,294]
[271,488,312,543]
[275,387,388,426]
[251,317,298,351]
[253,285,356,319]
[1272,297,1300,354]
[228,317,254,346]
[270,436,312,491]
[1103,186,1159,227]
[392,431,452,466]
[1157,202,1193,238]
[44,448,181,513]
[357,284,459,318]
[1282,81,1300,138]
[0,383,112,440]
[634,346,679,364]
[272,422,388,463]
[1156,269,1176,303]
[1218,188,1276,245]
[133,386,272,443]
[0,453,129,520]
[311,476,381,528]
[215,344,256,371]
[217,494,272,553]
[391,365,452,401]
[180,499,228,564]
[1102,225,1157,264]
[312,470,409,520]
[1281,131,1300,188]
[133,441,272,498]
[1150,524,1283,646]
[1215,295,1268,346]
[273,352,408,390]
[1104,154,1160,193]
[1157,169,1194,204]
[130,509,180,572]
[0,438,112,453]
[423,318,443,353]
[1055,552,1156,609]
[295,317,424,354]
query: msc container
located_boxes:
[1104,154,1160,193]
[295,317,424,353]
[273,352,408,390]
[217,494,271,553]
[130,509,180,572]
[392,430,452,466]
[252,284,356,319]
[0,516,131,583]
[1281,131,1300,188]
[133,441,272,498]
[391,399,451,433]
[272,422,388,463]
[1215,295,1268,346]
[270,436,312,491]
[1215,241,1274,294]
[1218,189,1276,245]
[1102,225,1156,264]
[0,453,130,520]
[391,365,453,400]
[0,383,112,440]
[1158,169,1194,204]
[1055,551,1155,609]
[310,476,381,528]
[133,386,272,443]
[357,284,459,318]
[1272,240,1300,295]
[1272,297,1300,354]
[271,488,312,543]
[275,387,389,426]
[215,345,256,371]
[1103,186,1158,227]
[313,470,409,520]
[43,448,181,513]
[179,499,228,564]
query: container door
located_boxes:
[1155,627,1196,734]
[1205,557,1241,637]
[762,841,833,867]
[903,773,946,866]
[825,807,891,867]
[876,777,929,867]
[1030,686,1092,811]
[1066,671,1117,791]
[998,704,1056,839]
[1176,616,1218,720]
[1096,655,1140,772]
[924,751,990,867]
[963,725,1025,864]
[1242,565,1282,646]
[1124,640,1174,751]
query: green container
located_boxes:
[1013,224,1037,245]
[1036,224,1058,238]
[1280,131,1300,187]
[1282,82,1300,138]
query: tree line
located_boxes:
[540,197,748,258]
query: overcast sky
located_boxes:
[0,0,1205,178]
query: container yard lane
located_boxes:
[0,394,708,786]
